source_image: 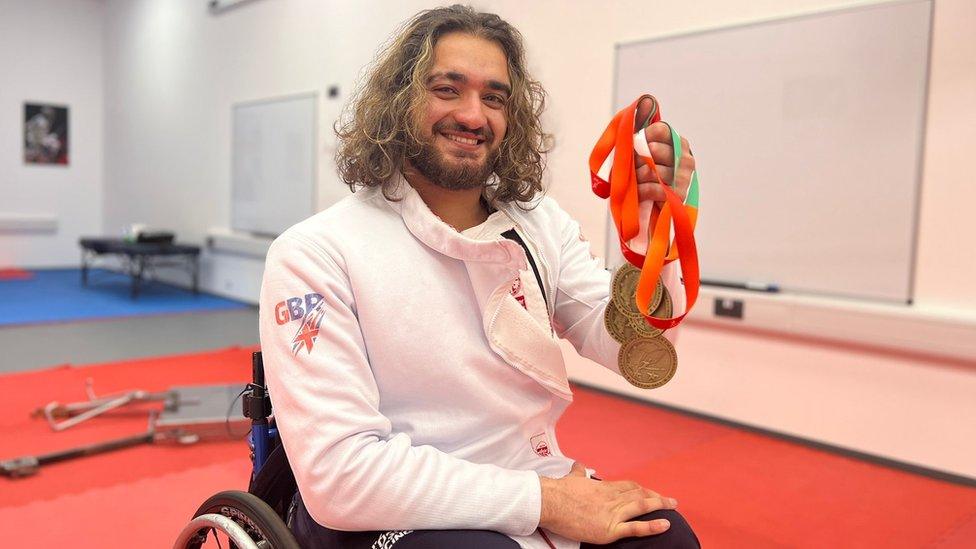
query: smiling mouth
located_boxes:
[442,133,485,147]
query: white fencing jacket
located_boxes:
[258,179,684,549]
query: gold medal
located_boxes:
[618,336,678,389]
[604,299,638,344]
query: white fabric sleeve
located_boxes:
[550,206,684,375]
[258,232,541,534]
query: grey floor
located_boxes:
[0,308,260,374]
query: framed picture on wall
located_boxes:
[24,102,69,165]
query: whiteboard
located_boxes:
[610,0,932,303]
[232,93,317,236]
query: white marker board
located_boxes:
[232,93,317,236]
[610,0,932,303]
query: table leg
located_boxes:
[80,250,89,285]
[131,256,144,299]
[191,255,199,294]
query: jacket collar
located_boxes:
[383,175,527,270]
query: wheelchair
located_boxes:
[173,351,302,549]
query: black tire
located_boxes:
[185,490,301,549]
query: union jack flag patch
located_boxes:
[291,302,326,355]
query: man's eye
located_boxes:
[434,87,457,95]
[485,95,506,106]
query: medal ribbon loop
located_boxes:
[588,95,701,329]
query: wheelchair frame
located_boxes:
[173,351,301,549]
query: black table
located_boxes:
[79,238,201,298]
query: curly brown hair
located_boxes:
[334,4,551,204]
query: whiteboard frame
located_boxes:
[606,0,934,304]
[231,90,318,238]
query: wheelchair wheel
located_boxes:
[176,490,300,549]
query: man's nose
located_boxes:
[452,93,488,132]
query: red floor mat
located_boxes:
[0,346,255,511]
[0,268,33,280]
[557,387,976,548]
[2,348,974,548]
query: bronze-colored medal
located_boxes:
[618,336,678,389]
[654,285,672,318]
[651,277,665,312]
[611,264,640,309]
[612,265,663,321]
[629,282,672,338]
[630,314,662,339]
[604,299,638,344]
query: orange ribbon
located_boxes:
[588,95,700,329]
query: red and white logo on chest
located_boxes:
[510,275,527,310]
[530,432,551,457]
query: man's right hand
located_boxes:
[539,462,677,544]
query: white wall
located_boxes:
[914,0,976,311]
[99,0,976,309]
[0,0,104,267]
[102,0,436,300]
[99,0,976,477]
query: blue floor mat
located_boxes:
[0,269,251,326]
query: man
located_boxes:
[259,5,700,548]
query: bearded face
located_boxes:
[407,32,511,191]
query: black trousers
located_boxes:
[290,493,700,548]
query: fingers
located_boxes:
[622,496,678,518]
[638,183,690,203]
[637,124,696,186]
[643,488,661,499]
[618,486,665,507]
[637,163,673,186]
[635,140,675,168]
[577,479,679,544]
[613,517,672,540]
[608,495,676,541]
[643,123,694,157]
[636,142,696,172]
[611,481,661,499]
[637,160,693,201]
[610,480,642,492]
[643,121,671,144]
[635,97,655,128]
[613,496,678,528]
